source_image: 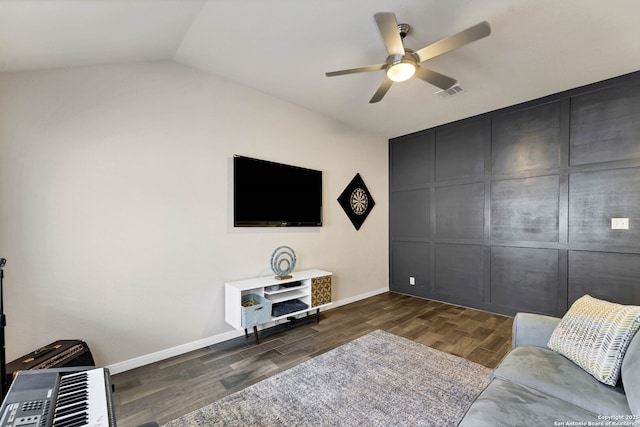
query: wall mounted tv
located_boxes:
[234,155,323,227]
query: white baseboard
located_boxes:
[107,286,389,375]
[329,286,389,309]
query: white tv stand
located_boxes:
[225,269,332,344]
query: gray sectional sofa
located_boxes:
[459,312,640,426]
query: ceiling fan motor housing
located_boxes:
[385,48,417,66]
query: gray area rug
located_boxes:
[163,330,491,426]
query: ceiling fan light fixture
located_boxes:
[386,59,415,82]
[325,12,491,103]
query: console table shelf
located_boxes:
[263,283,309,295]
[225,269,332,343]
[266,289,308,304]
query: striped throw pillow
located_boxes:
[547,295,640,386]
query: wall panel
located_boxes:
[391,189,430,240]
[491,247,561,316]
[568,251,640,305]
[570,79,640,165]
[492,102,561,175]
[435,244,484,304]
[490,176,559,242]
[569,168,640,246]
[435,183,484,240]
[435,118,486,182]
[390,131,432,188]
[390,241,431,295]
[390,71,640,316]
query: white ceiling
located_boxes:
[2,0,640,139]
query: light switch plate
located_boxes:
[611,218,629,230]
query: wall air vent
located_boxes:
[435,84,465,99]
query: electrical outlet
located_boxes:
[612,218,629,230]
[409,276,415,286]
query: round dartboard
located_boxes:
[350,187,368,215]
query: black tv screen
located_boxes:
[234,155,323,227]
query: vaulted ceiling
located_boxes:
[2,0,639,138]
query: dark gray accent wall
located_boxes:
[389,71,640,317]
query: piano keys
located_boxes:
[0,367,115,427]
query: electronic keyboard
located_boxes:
[0,367,115,427]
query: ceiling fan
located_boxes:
[325,12,491,103]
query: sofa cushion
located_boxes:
[622,331,640,415]
[547,294,640,386]
[457,378,602,427]
[492,346,630,416]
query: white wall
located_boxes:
[0,60,388,369]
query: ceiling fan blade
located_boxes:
[414,21,491,63]
[414,66,457,90]
[325,64,386,77]
[369,77,393,103]
[374,12,405,56]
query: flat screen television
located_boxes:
[234,155,323,227]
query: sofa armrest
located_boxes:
[512,312,561,349]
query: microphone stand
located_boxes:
[0,258,6,399]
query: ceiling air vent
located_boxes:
[435,84,465,99]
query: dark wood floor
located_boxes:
[111,292,514,427]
